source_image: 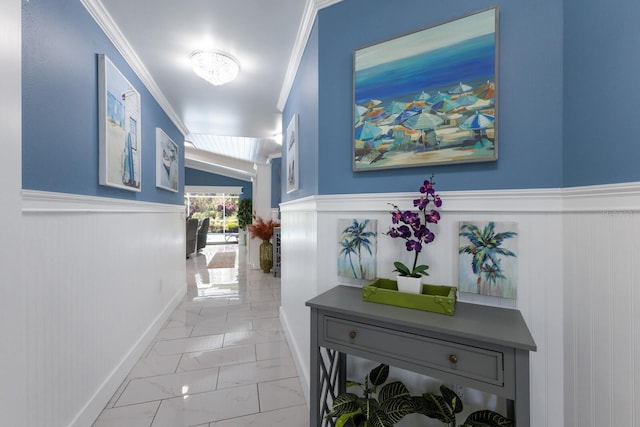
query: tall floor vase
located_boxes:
[259,240,273,273]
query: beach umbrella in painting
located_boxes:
[355,105,368,117]
[449,82,473,94]
[361,107,387,122]
[460,111,495,130]
[415,91,431,102]
[430,98,460,113]
[427,92,451,104]
[393,109,420,125]
[360,99,382,109]
[355,122,382,141]
[473,81,495,100]
[384,101,407,114]
[453,94,479,107]
[405,101,425,111]
[401,112,444,130]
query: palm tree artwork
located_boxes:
[338,219,377,280]
[458,221,518,298]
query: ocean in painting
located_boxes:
[353,31,497,170]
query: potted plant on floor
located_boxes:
[325,364,422,427]
[237,198,253,246]
[247,216,280,273]
[327,364,514,427]
[421,384,513,427]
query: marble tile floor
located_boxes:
[93,244,308,427]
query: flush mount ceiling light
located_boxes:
[190,50,240,86]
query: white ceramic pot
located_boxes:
[396,275,423,294]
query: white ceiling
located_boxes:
[87,0,339,178]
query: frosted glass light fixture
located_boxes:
[190,50,240,86]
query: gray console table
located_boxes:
[306,285,536,426]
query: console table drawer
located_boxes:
[324,316,504,386]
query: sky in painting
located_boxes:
[355,8,496,71]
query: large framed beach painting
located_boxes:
[353,7,498,171]
[98,54,142,191]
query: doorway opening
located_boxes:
[185,192,240,244]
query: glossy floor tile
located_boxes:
[93,245,308,427]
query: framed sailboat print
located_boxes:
[98,54,142,191]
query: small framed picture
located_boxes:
[286,113,299,193]
[155,128,179,192]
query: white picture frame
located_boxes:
[286,113,299,194]
[155,128,179,192]
[98,54,142,191]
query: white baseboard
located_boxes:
[69,285,186,427]
[280,307,311,408]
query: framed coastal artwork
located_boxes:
[353,7,499,171]
[458,221,518,299]
[286,113,299,193]
[98,54,142,191]
[338,219,377,280]
[155,128,179,192]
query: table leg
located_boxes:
[514,349,530,426]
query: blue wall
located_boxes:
[22,0,184,205]
[284,0,567,195]
[563,0,640,187]
[311,0,564,194]
[184,168,252,199]
[282,20,320,202]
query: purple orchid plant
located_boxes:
[387,176,442,278]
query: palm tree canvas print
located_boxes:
[458,221,518,298]
[338,219,377,280]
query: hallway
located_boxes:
[92,245,307,426]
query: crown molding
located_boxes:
[81,0,189,137]
[277,0,343,111]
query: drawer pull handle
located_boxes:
[349,331,357,339]
[449,354,458,364]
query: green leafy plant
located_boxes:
[326,364,421,427]
[420,384,513,427]
[386,176,442,278]
[237,198,253,230]
[328,364,513,427]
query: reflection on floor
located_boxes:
[93,244,308,427]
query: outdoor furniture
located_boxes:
[186,218,198,258]
[224,233,239,242]
[197,217,210,251]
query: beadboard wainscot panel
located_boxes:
[279,197,318,405]
[22,190,186,427]
[563,183,640,427]
[280,188,565,426]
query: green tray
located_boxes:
[362,278,457,315]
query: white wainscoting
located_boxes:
[21,190,187,427]
[563,188,640,426]
[280,183,640,427]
